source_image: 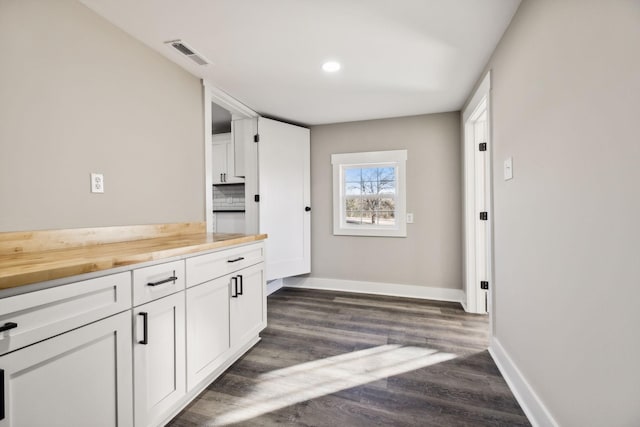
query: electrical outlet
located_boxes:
[406,213,414,223]
[91,173,104,193]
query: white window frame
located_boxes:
[332,150,407,237]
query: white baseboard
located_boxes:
[266,278,284,296]
[489,338,558,427]
[283,276,464,304]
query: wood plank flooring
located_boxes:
[168,288,530,426]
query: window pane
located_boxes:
[332,149,407,237]
[341,164,399,228]
[345,211,364,224]
[345,182,361,196]
[344,168,362,183]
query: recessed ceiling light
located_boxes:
[322,61,341,72]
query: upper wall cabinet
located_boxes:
[212,133,244,184]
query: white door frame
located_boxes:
[462,71,493,315]
[202,80,258,232]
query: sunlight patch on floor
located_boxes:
[205,344,456,426]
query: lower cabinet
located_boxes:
[185,276,230,390]
[185,261,266,392]
[0,311,133,427]
[133,292,185,427]
[0,241,266,427]
[229,263,266,349]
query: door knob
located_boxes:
[305,206,311,212]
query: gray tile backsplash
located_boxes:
[213,184,245,210]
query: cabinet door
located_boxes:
[133,293,185,427]
[212,140,228,185]
[232,118,255,178]
[0,311,133,427]
[185,276,230,390]
[229,263,266,350]
[257,117,311,280]
[212,133,244,184]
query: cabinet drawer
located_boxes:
[133,260,185,306]
[0,272,131,356]
[186,242,264,288]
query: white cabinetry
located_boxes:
[229,262,266,349]
[212,133,244,184]
[0,240,266,427]
[133,292,185,427]
[185,261,265,388]
[0,311,133,427]
[132,261,186,427]
[0,272,131,356]
[185,242,266,392]
[185,276,230,389]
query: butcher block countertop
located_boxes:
[0,222,266,291]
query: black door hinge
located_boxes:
[479,142,487,151]
[254,134,260,143]
[480,281,489,290]
[479,211,488,221]
[254,194,260,202]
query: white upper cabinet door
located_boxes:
[212,133,244,184]
[232,118,256,178]
[257,117,311,280]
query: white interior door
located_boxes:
[258,117,310,280]
[462,71,492,315]
[474,112,489,313]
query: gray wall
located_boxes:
[475,1,640,425]
[0,0,204,231]
[310,113,462,290]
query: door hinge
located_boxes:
[254,194,260,202]
[480,281,489,290]
[479,211,488,221]
[254,134,260,143]
[479,142,487,151]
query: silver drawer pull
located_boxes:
[147,276,178,287]
[227,257,245,263]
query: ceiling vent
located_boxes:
[165,40,210,65]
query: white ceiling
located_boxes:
[80,0,520,126]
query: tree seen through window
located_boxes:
[344,166,396,225]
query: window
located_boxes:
[332,150,407,237]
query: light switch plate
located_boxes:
[91,173,104,193]
[504,157,513,181]
[406,213,414,223]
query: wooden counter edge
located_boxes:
[0,222,207,255]
[0,233,267,291]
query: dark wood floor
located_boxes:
[168,288,530,426]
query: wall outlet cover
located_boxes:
[91,173,104,193]
[504,157,513,181]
